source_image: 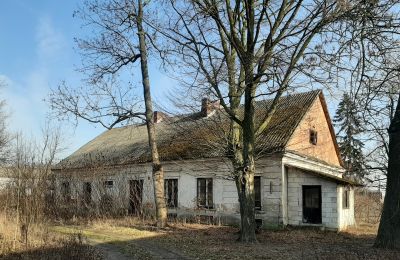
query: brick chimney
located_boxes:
[153,111,167,123]
[201,98,221,117]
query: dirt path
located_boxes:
[92,242,133,260]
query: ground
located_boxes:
[1,214,397,260]
[43,218,397,260]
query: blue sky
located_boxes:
[0,0,344,161]
[0,0,176,158]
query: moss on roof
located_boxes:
[56,90,322,169]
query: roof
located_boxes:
[55,90,327,170]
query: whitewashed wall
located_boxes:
[286,167,338,229]
[55,155,352,230]
[337,186,355,229]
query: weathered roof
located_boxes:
[56,90,323,170]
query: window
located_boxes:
[343,188,350,209]
[309,129,318,145]
[104,180,114,189]
[165,179,178,208]
[254,176,261,210]
[61,182,70,200]
[197,178,213,209]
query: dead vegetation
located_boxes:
[0,213,101,260]
[46,217,398,260]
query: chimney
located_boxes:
[201,98,221,117]
[153,111,167,123]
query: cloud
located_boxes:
[35,16,66,64]
[0,72,47,136]
[0,17,66,138]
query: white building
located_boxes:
[53,90,358,230]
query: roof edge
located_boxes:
[282,89,322,147]
[318,93,345,167]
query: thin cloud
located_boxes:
[35,16,66,63]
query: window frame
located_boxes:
[197,178,213,209]
[103,180,114,189]
[254,176,262,210]
[164,178,178,208]
[61,181,71,200]
[343,188,350,209]
[309,129,318,145]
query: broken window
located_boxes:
[197,178,213,209]
[343,188,350,209]
[254,176,261,210]
[61,181,70,200]
[164,179,178,208]
[309,129,318,145]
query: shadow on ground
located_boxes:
[1,225,399,260]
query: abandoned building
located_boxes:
[52,90,358,230]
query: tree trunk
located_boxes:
[137,0,167,228]
[236,85,257,243]
[374,93,400,249]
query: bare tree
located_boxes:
[49,0,167,227]
[0,81,10,164]
[5,125,61,246]
[156,0,389,242]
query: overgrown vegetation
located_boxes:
[47,217,398,260]
[0,213,101,259]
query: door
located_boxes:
[129,180,144,215]
[302,185,322,224]
[83,182,92,206]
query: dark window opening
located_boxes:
[309,129,318,145]
[343,188,350,209]
[165,179,178,208]
[197,178,213,209]
[129,180,144,215]
[61,182,70,200]
[104,180,113,189]
[254,176,261,210]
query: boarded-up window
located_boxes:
[197,178,213,209]
[165,179,178,208]
[309,129,318,145]
[343,188,350,209]
[254,176,261,210]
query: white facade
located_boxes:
[56,153,355,230]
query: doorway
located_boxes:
[83,182,92,206]
[302,185,322,224]
[129,180,144,215]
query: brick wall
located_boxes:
[286,96,341,167]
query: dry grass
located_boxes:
[50,217,399,260]
[0,213,102,259]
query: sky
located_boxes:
[0,0,177,158]
[0,0,346,162]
